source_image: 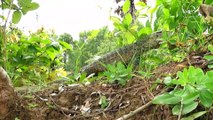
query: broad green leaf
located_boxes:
[138,27,152,37]
[172,102,198,115]
[163,8,170,18]
[163,23,170,31]
[204,71,213,90]
[182,92,199,104]
[156,6,163,18]
[125,31,135,44]
[204,55,213,61]
[208,45,213,52]
[21,2,39,15]
[59,41,72,50]
[181,111,207,120]
[46,50,56,61]
[188,66,204,84]
[206,70,213,79]
[152,93,181,104]
[18,0,32,7]
[122,0,130,14]
[199,90,213,107]
[89,30,99,39]
[205,0,213,4]
[12,10,22,24]
[21,7,29,15]
[39,56,51,65]
[172,89,186,97]
[122,13,132,28]
[172,104,181,115]
[27,45,39,53]
[113,23,126,31]
[28,2,39,11]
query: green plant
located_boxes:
[0,0,39,69]
[111,0,153,46]
[1,0,39,24]
[103,62,133,86]
[204,45,213,69]
[4,30,72,86]
[99,95,108,109]
[27,103,38,109]
[152,66,213,119]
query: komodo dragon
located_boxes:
[80,31,165,76]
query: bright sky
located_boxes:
[16,0,155,40]
[17,0,115,40]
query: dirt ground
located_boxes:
[1,51,213,120]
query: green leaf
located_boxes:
[113,22,126,31]
[205,0,213,4]
[59,41,72,50]
[122,13,132,28]
[12,10,22,24]
[206,70,213,79]
[163,8,170,18]
[172,102,198,115]
[125,31,135,44]
[182,92,199,104]
[138,27,152,37]
[205,71,213,90]
[28,2,39,11]
[181,111,207,120]
[5,0,12,4]
[21,7,29,15]
[46,50,56,61]
[152,93,181,104]
[99,96,108,109]
[204,55,213,61]
[122,0,130,14]
[199,89,213,107]
[208,45,213,52]
[18,0,32,7]
[27,45,39,53]
[182,102,198,115]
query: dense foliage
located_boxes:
[0,0,213,119]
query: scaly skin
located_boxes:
[80,32,164,75]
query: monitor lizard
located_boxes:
[80,31,165,76]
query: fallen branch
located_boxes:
[116,100,152,120]
[116,88,168,120]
